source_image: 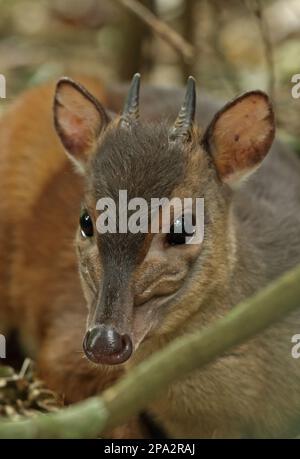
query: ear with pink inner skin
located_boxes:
[54,77,110,172]
[202,90,275,187]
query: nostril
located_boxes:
[120,333,133,361]
[83,325,133,365]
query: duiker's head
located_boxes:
[54,74,275,365]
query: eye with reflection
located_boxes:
[166,215,195,246]
[80,211,94,238]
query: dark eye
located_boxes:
[80,211,94,238]
[166,216,195,246]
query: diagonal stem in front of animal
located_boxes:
[0,262,300,439]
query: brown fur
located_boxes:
[1,76,300,439]
[0,76,143,438]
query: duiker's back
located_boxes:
[234,139,300,283]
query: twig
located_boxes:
[1,263,300,438]
[249,0,276,101]
[210,1,241,95]
[180,0,198,81]
[115,0,195,63]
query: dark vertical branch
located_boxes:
[116,0,155,80]
[209,0,241,94]
[250,0,276,102]
[115,0,194,64]
[180,0,198,81]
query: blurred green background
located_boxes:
[0,0,299,147]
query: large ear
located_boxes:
[54,77,109,172]
[202,91,275,187]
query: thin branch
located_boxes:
[180,0,198,81]
[209,0,241,95]
[249,0,276,101]
[1,263,300,438]
[115,0,195,63]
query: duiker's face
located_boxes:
[54,75,274,365]
[77,124,214,363]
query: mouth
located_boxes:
[131,289,180,353]
[83,286,177,366]
[83,293,173,366]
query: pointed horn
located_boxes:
[120,73,141,128]
[169,76,196,142]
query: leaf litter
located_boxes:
[0,358,63,420]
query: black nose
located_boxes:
[83,325,133,365]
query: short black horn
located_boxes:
[120,73,141,128]
[169,76,196,142]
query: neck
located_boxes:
[227,206,268,306]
